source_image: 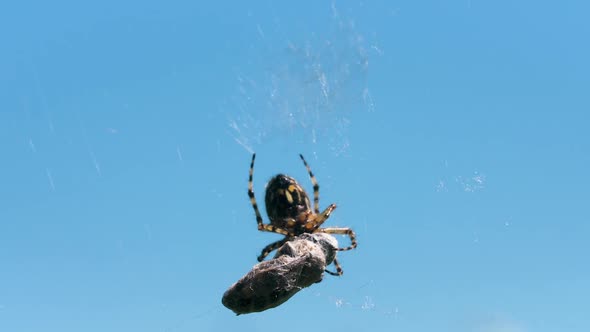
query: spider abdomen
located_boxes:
[264,174,312,233]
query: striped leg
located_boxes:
[257,237,289,262]
[325,257,344,276]
[299,154,320,214]
[321,227,357,276]
[248,154,265,229]
[305,204,337,231]
[318,227,358,251]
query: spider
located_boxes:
[247,153,357,276]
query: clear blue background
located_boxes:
[1,1,589,331]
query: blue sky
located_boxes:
[1,1,589,331]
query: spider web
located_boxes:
[223,3,377,156]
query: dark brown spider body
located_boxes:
[264,174,313,235]
[248,154,357,276]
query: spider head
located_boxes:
[265,174,312,230]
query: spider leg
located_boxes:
[249,154,294,237]
[299,154,320,214]
[248,154,265,229]
[305,203,337,231]
[257,237,289,262]
[317,227,357,251]
[325,257,344,276]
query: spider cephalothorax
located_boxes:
[248,153,357,276]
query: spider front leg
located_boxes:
[305,204,337,231]
[320,227,357,276]
[317,227,357,251]
[325,257,344,276]
[257,237,289,262]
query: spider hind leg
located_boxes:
[257,237,289,262]
[248,154,265,230]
